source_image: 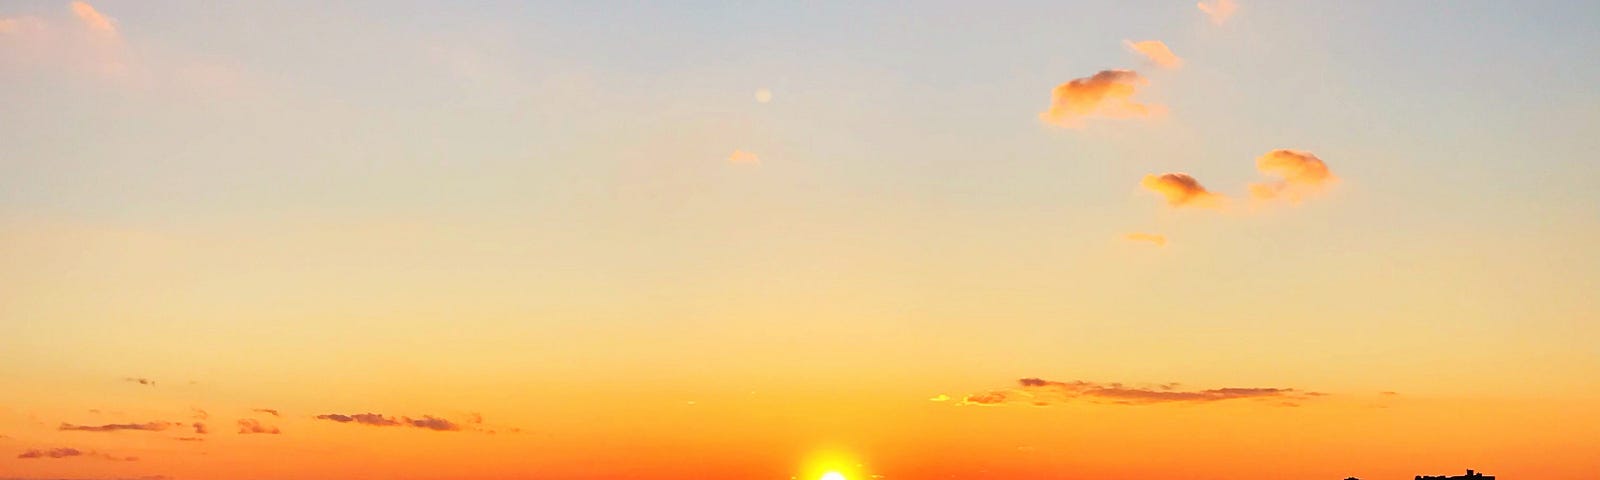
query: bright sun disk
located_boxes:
[820,472,846,480]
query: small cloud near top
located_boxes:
[1039,70,1162,128]
[252,409,281,417]
[1124,40,1183,69]
[123,377,155,386]
[728,150,760,165]
[1197,0,1238,25]
[1141,173,1223,208]
[69,1,117,35]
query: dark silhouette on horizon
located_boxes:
[1416,469,1494,480]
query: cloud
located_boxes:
[174,437,204,442]
[1197,0,1238,25]
[252,409,280,417]
[69,2,116,35]
[317,413,489,433]
[0,15,47,35]
[1039,70,1162,128]
[59,422,171,433]
[960,391,1012,406]
[1124,40,1183,69]
[17,448,136,462]
[315,413,401,427]
[191,422,208,435]
[18,448,84,459]
[928,394,951,402]
[123,378,155,386]
[1141,173,1223,208]
[1123,232,1168,246]
[728,150,760,165]
[189,409,208,420]
[1249,149,1336,202]
[959,378,1318,407]
[404,416,461,432]
[236,419,280,435]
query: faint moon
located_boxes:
[755,88,773,103]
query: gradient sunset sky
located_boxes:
[3,1,1599,479]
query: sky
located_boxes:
[2,0,1599,479]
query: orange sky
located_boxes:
[4,1,1600,479]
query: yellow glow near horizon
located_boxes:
[820,472,847,480]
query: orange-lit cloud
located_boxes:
[728,150,760,165]
[191,422,208,434]
[962,378,1318,407]
[1141,173,1223,208]
[318,412,499,432]
[1124,40,1183,69]
[1197,0,1238,25]
[1249,149,1336,202]
[1039,70,1161,128]
[405,416,462,432]
[59,421,172,432]
[1123,232,1168,246]
[235,419,280,435]
[961,391,1013,406]
[123,377,155,386]
[252,408,280,417]
[17,447,137,461]
[316,413,401,426]
[69,1,117,35]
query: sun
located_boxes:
[819,473,847,480]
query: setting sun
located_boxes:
[820,472,847,480]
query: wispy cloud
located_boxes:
[315,413,401,427]
[1124,40,1183,69]
[1141,173,1223,208]
[0,15,47,35]
[251,409,280,417]
[191,422,208,435]
[316,413,491,433]
[1123,232,1168,246]
[17,448,136,461]
[959,378,1319,407]
[59,422,172,433]
[123,378,155,387]
[236,419,280,435]
[404,416,461,432]
[1197,0,1239,25]
[1039,70,1162,128]
[1249,149,1336,203]
[69,2,117,35]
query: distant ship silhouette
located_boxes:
[1344,469,1494,480]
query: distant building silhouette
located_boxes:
[1417,469,1494,480]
